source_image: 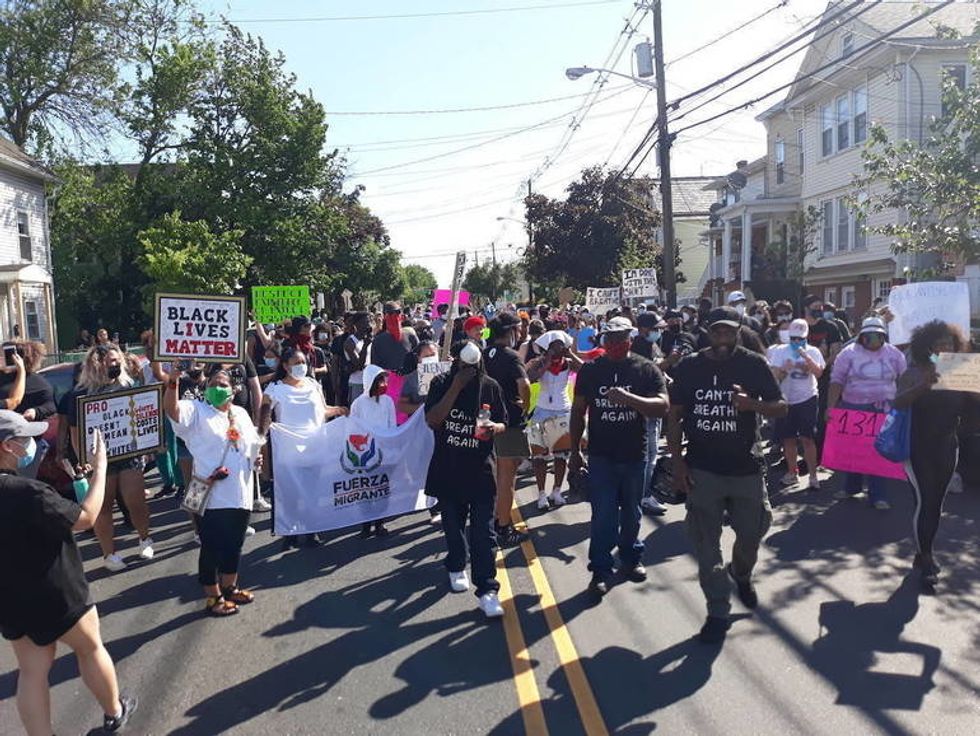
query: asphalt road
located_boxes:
[2,465,979,735]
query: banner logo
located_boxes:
[341,433,383,474]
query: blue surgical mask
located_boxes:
[264,357,278,369]
[646,331,661,344]
[14,437,36,469]
[823,311,835,320]
[290,364,308,379]
[929,353,939,365]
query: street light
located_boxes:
[564,66,656,89]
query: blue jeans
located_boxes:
[588,456,646,573]
[839,401,888,504]
[440,494,499,597]
[642,418,662,499]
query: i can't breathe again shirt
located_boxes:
[670,347,783,476]
[575,354,666,463]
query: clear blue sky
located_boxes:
[195,0,831,285]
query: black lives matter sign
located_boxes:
[153,293,246,363]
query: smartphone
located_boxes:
[3,344,16,366]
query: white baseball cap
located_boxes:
[788,319,809,339]
[727,291,747,304]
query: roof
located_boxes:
[859,2,980,40]
[702,157,767,191]
[641,176,723,217]
[0,137,55,182]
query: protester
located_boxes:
[424,340,507,618]
[767,319,825,489]
[526,330,581,510]
[287,316,329,383]
[95,328,111,347]
[668,306,787,643]
[165,368,263,617]
[894,321,979,587]
[0,418,137,734]
[137,333,182,498]
[827,316,906,510]
[569,316,670,597]
[431,303,450,344]
[351,364,395,538]
[372,302,418,373]
[518,319,545,363]
[343,312,374,405]
[630,311,665,362]
[70,346,155,571]
[765,301,795,347]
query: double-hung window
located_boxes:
[822,200,834,254]
[16,211,31,261]
[853,86,868,144]
[836,198,850,252]
[836,95,850,150]
[775,139,785,184]
[821,105,834,157]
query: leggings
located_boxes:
[198,508,251,586]
[906,437,958,557]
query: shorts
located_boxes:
[107,456,144,475]
[774,396,819,441]
[494,427,531,459]
[526,409,571,455]
[1,604,94,646]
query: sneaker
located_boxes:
[495,524,527,547]
[588,571,613,597]
[807,475,821,490]
[549,489,567,507]
[698,615,731,644]
[102,693,137,732]
[253,496,272,512]
[137,537,155,560]
[244,525,256,536]
[429,512,442,525]
[834,489,860,500]
[478,592,504,618]
[449,571,470,593]
[727,564,758,609]
[779,473,799,487]
[537,493,550,510]
[624,563,647,583]
[104,553,127,572]
[873,500,891,511]
[640,496,667,515]
[947,472,964,494]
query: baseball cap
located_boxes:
[601,316,634,334]
[636,311,666,329]
[859,316,888,336]
[463,315,487,332]
[787,318,809,339]
[727,291,747,304]
[0,410,48,441]
[706,306,741,328]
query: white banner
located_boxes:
[271,408,435,534]
[621,268,658,300]
[887,281,970,345]
[585,287,621,314]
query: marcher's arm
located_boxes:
[258,396,273,436]
[164,370,180,422]
[893,366,935,410]
[607,387,668,418]
[425,377,468,429]
[826,381,843,412]
[567,395,587,469]
[525,356,548,382]
[72,429,107,532]
[248,376,262,425]
[2,354,26,409]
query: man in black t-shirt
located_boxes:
[668,307,787,644]
[630,311,665,363]
[802,294,844,455]
[570,317,669,597]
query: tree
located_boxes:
[402,264,438,306]
[462,261,520,304]
[855,47,980,273]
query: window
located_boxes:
[841,32,854,58]
[853,86,868,144]
[853,192,868,250]
[941,64,967,117]
[822,200,834,254]
[837,198,850,252]
[797,128,805,173]
[824,288,837,306]
[836,94,850,150]
[16,211,31,261]
[24,300,41,341]
[841,286,856,310]
[821,105,834,156]
[775,138,785,184]
[876,279,893,300]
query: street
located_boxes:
[2,469,979,735]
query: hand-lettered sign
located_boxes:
[887,281,970,345]
[154,293,246,363]
[934,353,980,394]
[821,408,906,480]
[251,285,311,324]
[77,385,165,464]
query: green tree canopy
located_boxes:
[462,261,520,305]
[402,264,438,306]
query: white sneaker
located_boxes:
[537,493,550,510]
[449,571,470,592]
[104,553,127,572]
[253,496,272,512]
[245,525,256,536]
[478,592,504,618]
[947,472,964,494]
[808,475,821,490]
[873,500,891,511]
[549,489,567,507]
[640,496,666,513]
[429,512,442,525]
[137,537,155,560]
[780,473,799,487]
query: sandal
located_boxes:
[221,586,255,605]
[205,595,238,617]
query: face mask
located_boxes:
[204,385,234,407]
[929,353,940,365]
[681,312,691,324]
[11,437,37,469]
[459,341,482,365]
[264,358,278,369]
[734,304,746,317]
[646,331,661,344]
[317,333,328,342]
[106,364,121,380]
[778,330,790,344]
[823,311,835,320]
[861,334,883,350]
[290,364,308,379]
[776,313,792,322]
[809,309,824,320]
[790,338,806,352]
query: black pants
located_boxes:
[908,436,957,557]
[440,494,499,597]
[198,508,251,586]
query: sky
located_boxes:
[194,0,834,286]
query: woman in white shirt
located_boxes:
[350,364,396,537]
[260,347,348,549]
[164,367,264,617]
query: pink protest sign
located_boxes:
[432,289,470,308]
[821,408,906,480]
[385,372,409,425]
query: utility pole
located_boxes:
[490,241,497,265]
[652,0,677,308]
[525,179,535,303]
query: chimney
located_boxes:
[736,160,748,170]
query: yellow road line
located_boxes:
[496,551,549,736]
[512,506,609,736]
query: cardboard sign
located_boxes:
[935,353,980,394]
[887,281,970,345]
[417,360,452,397]
[821,408,906,480]
[77,386,165,464]
[251,285,310,324]
[432,289,470,309]
[585,287,621,315]
[622,267,658,300]
[154,293,246,363]
[557,286,576,306]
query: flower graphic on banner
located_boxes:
[341,433,383,474]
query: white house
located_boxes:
[0,137,57,350]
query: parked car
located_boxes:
[37,362,78,496]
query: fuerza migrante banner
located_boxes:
[270,408,435,535]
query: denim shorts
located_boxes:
[774,396,819,441]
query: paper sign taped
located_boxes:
[77,386,165,464]
[622,268,658,300]
[154,293,246,363]
[887,282,970,345]
[935,353,980,394]
[585,287,621,314]
[821,408,906,480]
[417,360,452,397]
[251,285,310,324]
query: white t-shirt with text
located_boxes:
[766,344,825,405]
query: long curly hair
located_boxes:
[908,320,965,366]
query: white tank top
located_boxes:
[538,367,571,411]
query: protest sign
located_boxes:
[821,408,906,480]
[417,360,452,397]
[77,386,165,464]
[432,289,470,309]
[585,287,621,314]
[621,268,658,300]
[887,282,970,345]
[935,353,980,394]
[251,285,310,324]
[154,293,246,363]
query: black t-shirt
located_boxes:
[630,335,663,362]
[669,346,783,476]
[575,354,667,463]
[807,319,843,355]
[424,372,507,500]
[215,359,258,412]
[483,345,529,428]
[0,471,91,638]
[371,331,418,373]
[661,327,685,355]
[0,372,56,420]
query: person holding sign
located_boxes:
[828,317,906,510]
[894,321,979,587]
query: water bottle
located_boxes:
[72,474,90,503]
[475,404,492,441]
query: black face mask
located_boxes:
[188,368,204,380]
[809,309,824,319]
[107,365,121,380]
[668,324,681,333]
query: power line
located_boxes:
[665,0,790,67]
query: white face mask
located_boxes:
[734,303,746,317]
[459,342,482,365]
[778,330,790,344]
[290,364,307,379]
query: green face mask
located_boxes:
[204,385,234,407]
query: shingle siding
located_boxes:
[0,168,49,270]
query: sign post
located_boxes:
[153,293,246,363]
[440,251,467,361]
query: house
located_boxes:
[703,1,979,321]
[0,137,57,351]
